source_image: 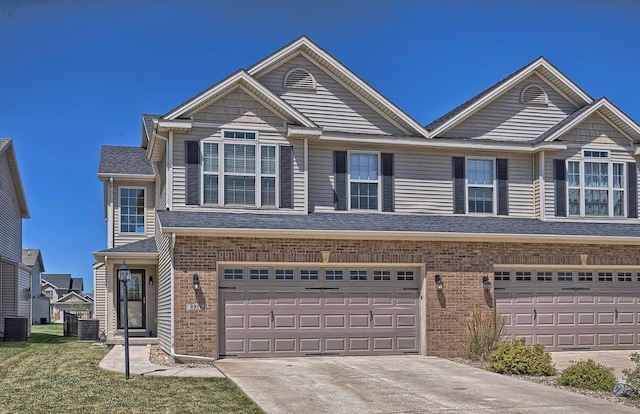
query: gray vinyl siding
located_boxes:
[533,153,541,219]
[17,264,31,336]
[0,259,17,335]
[113,180,155,247]
[172,127,305,211]
[192,88,287,129]
[543,113,638,219]
[0,152,22,262]
[441,74,577,141]
[257,55,405,135]
[155,228,172,354]
[308,145,534,217]
[155,157,167,211]
[94,264,106,332]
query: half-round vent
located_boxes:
[520,85,548,105]
[284,68,316,90]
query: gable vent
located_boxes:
[284,68,316,90]
[520,85,548,105]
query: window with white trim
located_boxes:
[349,270,367,281]
[567,151,625,217]
[301,270,319,280]
[349,152,380,210]
[120,188,145,233]
[494,271,510,281]
[467,159,494,213]
[224,269,243,280]
[325,270,343,281]
[249,269,269,280]
[201,130,279,208]
[557,271,573,282]
[275,269,294,280]
[373,270,391,281]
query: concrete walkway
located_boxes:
[99,344,224,377]
[550,350,637,381]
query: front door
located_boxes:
[117,269,146,329]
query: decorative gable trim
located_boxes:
[427,57,593,137]
[163,70,317,128]
[247,36,429,138]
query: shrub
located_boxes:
[623,352,640,388]
[488,338,556,376]
[463,307,507,362]
[557,359,616,391]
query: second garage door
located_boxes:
[219,266,420,358]
[496,270,640,351]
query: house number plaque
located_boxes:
[186,304,205,310]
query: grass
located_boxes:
[0,325,263,414]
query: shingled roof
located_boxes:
[97,237,158,254]
[42,274,71,290]
[98,145,154,176]
[157,210,640,240]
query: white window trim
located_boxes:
[567,150,626,218]
[200,130,281,209]
[118,186,146,235]
[465,157,496,215]
[347,151,382,212]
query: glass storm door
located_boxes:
[118,269,146,329]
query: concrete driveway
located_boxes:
[216,356,638,414]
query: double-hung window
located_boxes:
[467,159,494,213]
[120,188,145,233]
[349,152,380,210]
[567,150,625,217]
[202,130,278,207]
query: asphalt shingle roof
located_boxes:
[98,237,158,254]
[142,114,161,142]
[71,278,84,292]
[157,210,640,239]
[532,98,603,144]
[42,274,71,290]
[21,248,41,267]
[98,145,154,176]
[0,138,10,153]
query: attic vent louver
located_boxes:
[284,68,316,90]
[520,85,548,105]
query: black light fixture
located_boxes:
[193,273,200,291]
[482,275,491,291]
[117,261,132,380]
[435,274,444,291]
[148,276,154,286]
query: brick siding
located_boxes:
[172,237,640,358]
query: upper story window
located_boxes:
[284,68,316,90]
[201,130,278,208]
[520,85,548,105]
[467,159,494,213]
[567,150,625,217]
[349,152,380,210]
[120,188,145,233]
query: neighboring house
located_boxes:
[93,36,640,360]
[0,139,30,338]
[22,248,49,324]
[42,274,91,320]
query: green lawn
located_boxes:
[0,325,263,413]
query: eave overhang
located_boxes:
[97,173,155,181]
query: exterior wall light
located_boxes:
[117,261,132,380]
[435,274,444,291]
[148,276,154,286]
[193,273,200,291]
[482,275,491,291]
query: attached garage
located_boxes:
[496,269,640,351]
[218,264,422,358]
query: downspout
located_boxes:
[108,178,114,248]
[104,256,108,336]
[170,232,176,356]
[304,138,309,213]
[153,132,170,211]
[168,131,174,210]
[540,151,546,220]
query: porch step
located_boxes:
[107,337,158,346]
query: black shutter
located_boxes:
[381,153,394,212]
[334,151,347,211]
[628,162,638,218]
[497,158,509,216]
[452,157,465,214]
[185,141,200,206]
[554,159,566,217]
[279,146,293,209]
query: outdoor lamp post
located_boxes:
[118,261,132,380]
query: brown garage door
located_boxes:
[496,270,640,351]
[219,266,420,358]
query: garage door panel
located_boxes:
[248,315,270,329]
[274,314,295,328]
[349,337,370,351]
[397,336,416,350]
[325,338,347,352]
[397,314,416,328]
[226,315,245,329]
[349,314,370,328]
[372,314,392,328]
[273,292,296,305]
[497,273,640,351]
[300,338,321,352]
[226,339,245,353]
[373,292,393,304]
[300,292,322,305]
[248,338,271,353]
[299,315,321,328]
[325,292,347,305]
[373,337,393,351]
[397,292,418,305]
[325,314,346,328]
[349,292,369,305]
[274,338,296,352]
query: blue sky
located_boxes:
[1,0,639,293]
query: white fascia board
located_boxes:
[91,251,158,262]
[317,134,566,153]
[97,173,155,181]
[161,226,640,246]
[287,125,322,138]
[247,37,428,138]
[603,101,640,138]
[157,120,193,131]
[430,59,593,138]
